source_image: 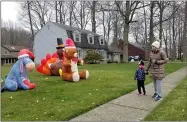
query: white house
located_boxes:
[33,22,108,64]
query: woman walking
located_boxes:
[145,40,168,101]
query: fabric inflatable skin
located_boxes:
[36,52,60,75]
[36,38,64,76]
[61,38,89,82]
[2,49,36,92]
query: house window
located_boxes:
[100,39,104,45]
[87,34,94,44]
[89,37,93,44]
[73,31,81,42]
[75,34,80,42]
[5,51,7,54]
[99,36,105,45]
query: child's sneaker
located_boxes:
[155,95,162,101]
[137,93,143,96]
[152,93,158,98]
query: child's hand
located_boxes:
[145,70,149,75]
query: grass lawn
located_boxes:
[144,77,187,121]
[1,63,186,121]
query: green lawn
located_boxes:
[144,77,187,121]
[1,63,186,121]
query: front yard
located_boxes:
[144,77,187,121]
[1,63,186,121]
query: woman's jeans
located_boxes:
[153,79,162,97]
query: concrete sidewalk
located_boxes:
[70,67,187,121]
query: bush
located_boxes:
[107,60,113,63]
[120,60,125,63]
[84,51,103,64]
[113,60,118,63]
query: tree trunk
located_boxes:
[172,2,177,60]
[169,19,172,59]
[80,2,83,29]
[69,2,74,26]
[59,2,62,24]
[122,1,130,62]
[143,1,148,60]
[27,1,34,48]
[178,17,181,59]
[149,1,155,53]
[113,12,118,41]
[55,1,58,23]
[159,6,163,47]
[91,1,96,33]
[182,1,187,58]
[163,30,169,57]
[123,23,129,62]
[102,10,106,41]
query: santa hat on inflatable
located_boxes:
[65,38,76,48]
[18,49,35,60]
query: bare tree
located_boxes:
[19,1,53,32]
[27,1,34,48]
[182,1,187,58]
[1,20,32,47]
[172,2,177,60]
[115,1,141,62]
[91,1,97,33]
[143,1,149,60]
[73,1,90,29]
[148,1,155,52]
[156,1,170,47]
[57,1,69,25]
[55,1,58,23]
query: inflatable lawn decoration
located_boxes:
[36,38,64,76]
[61,38,89,82]
[1,49,36,92]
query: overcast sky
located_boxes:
[1,1,139,44]
[1,1,20,22]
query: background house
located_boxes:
[107,40,146,62]
[1,45,27,65]
[33,22,108,64]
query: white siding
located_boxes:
[98,50,107,60]
[113,53,120,62]
[1,46,10,55]
[77,48,84,59]
[76,49,107,60]
[33,22,68,64]
[108,54,112,60]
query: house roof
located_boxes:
[50,22,107,50]
[108,42,122,53]
[52,22,101,36]
[108,40,145,53]
[1,45,30,52]
[130,43,145,51]
[1,54,17,59]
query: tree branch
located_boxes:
[153,3,181,27]
[115,1,127,20]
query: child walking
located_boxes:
[134,60,146,96]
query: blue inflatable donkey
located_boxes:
[1,49,36,92]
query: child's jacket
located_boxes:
[134,65,146,81]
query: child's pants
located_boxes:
[153,79,162,96]
[137,80,146,94]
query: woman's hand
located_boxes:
[145,70,149,75]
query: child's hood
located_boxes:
[139,65,145,69]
